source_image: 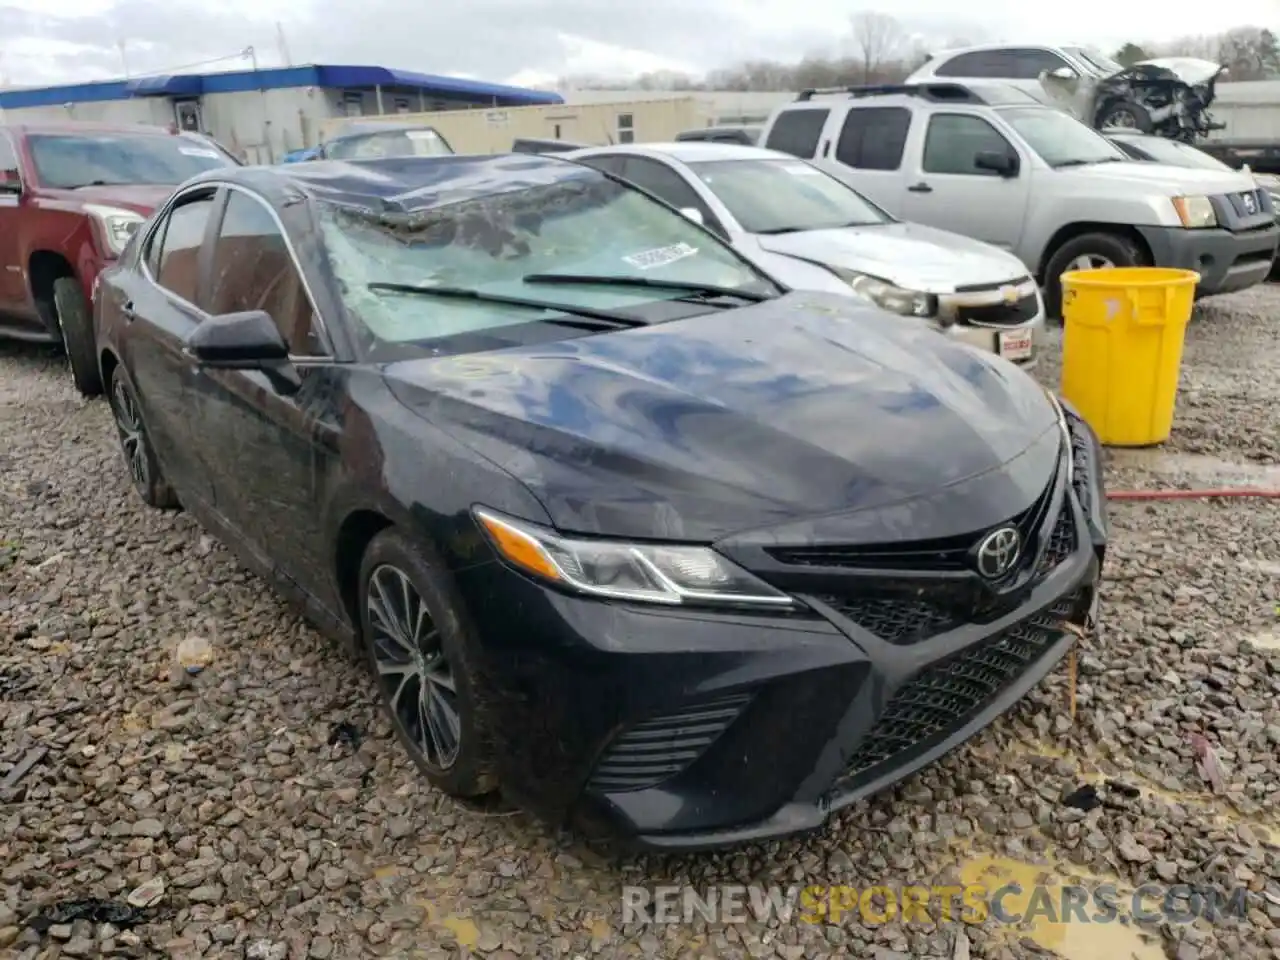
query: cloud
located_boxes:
[0,0,1273,90]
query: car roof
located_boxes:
[183,154,598,213]
[0,120,181,137]
[568,142,792,163]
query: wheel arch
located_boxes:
[1036,222,1153,282]
[333,508,396,635]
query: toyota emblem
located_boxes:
[975,526,1021,579]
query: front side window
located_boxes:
[26,134,234,189]
[325,128,452,160]
[153,195,216,304]
[320,168,776,356]
[688,158,890,233]
[923,115,1016,176]
[208,191,322,356]
[998,107,1127,168]
[1008,49,1073,79]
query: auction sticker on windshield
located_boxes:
[623,242,698,271]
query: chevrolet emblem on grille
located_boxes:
[1000,286,1018,304]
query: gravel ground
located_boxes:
[2,287,1279,960]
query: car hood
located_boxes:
[1129,57,1225,86]
[1058,161,1256,195]
[384,291,1060,542]
[753,222,1028,292]
[40,184,174,216]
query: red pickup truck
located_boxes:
[0,121,240,395]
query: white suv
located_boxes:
[905,44,1127,103]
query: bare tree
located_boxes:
[849,11,905,83]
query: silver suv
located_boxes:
[758,82,1279,317]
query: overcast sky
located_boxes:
[1,0,1276,90]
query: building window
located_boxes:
[342,92,364,117]
[617,113,634,144]
[394,98,410,114]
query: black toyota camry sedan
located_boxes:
[93,154,1108,850]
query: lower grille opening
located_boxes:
[955,293,1039,327]
[586,692,752,793]
[814,595,957,645]
[827,593,1081,798]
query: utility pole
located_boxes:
[276,23,293,67]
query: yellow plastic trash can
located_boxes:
[1059,267,1199,447]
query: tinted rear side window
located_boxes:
[934,52,1004,78]
[764,109,829,158]
[834,107,911,170]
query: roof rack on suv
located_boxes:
[794,82,987,105]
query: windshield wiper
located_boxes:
[756,221,884,235]
[521,272,773,302]
[366,282,648,329]
[1053,157,1124,168]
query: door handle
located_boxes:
[121,300,136,322]
[820,139,831,158]
[908,182,933,193]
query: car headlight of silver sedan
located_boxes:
[833,269,938,319]
[473,508,796,608]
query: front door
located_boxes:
[0,133,28,315]
[901,112,1030,252]
[188,186,340,597]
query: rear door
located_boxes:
[815,105,912,217]
[116,187,221,506]
[900,110,1029,250]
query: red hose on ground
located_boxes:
[1107,488,1280,501]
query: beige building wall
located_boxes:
[319,98,706,154]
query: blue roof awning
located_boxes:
[314,66,562,106]
[124,75,205,97]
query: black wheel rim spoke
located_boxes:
[368,564,461,769]
[111,380,149,489]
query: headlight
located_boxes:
[839,271,938,319]
[1171,195,1217,229]
[84,204,145,256]
[473,508,795,608]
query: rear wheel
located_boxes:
[1043,232,1147,320]
[53,277,103,397]
[358,529,498,798]
[108,366,180,509]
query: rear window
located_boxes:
[834,107,911,170]
[26,133,233,189]
[764,109,829,158]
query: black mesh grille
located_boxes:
[955,294,1039,327]
[587,692,752,793]
[768,468,1056,573]
[828,593,1081,796]
[1068,422,1093,516]
[1036,506,1076,574]
[814,595,956,644]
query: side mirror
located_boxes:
[1049,66,1076,80]
[186,310,300,393]
[974,150,1019,178]
[679,206,705,226]
[0,168,22,194]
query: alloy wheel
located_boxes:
[1067,254,1116,271]
[110,378,150,490]
[367,563,461,769]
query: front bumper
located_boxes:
[1136,222,1279,295]
[454,417,1108,850]
[938,278,1044,368]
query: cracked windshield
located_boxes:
[2,3,1280,960]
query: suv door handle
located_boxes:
[820,139,831,158]
[121,300,136,322]
[908,182,933,193]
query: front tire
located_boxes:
[53,277,103,397]
[1043,232,1147,320]
[358,529,498,799]
[107,366,180,509]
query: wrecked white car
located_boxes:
[1039,57,1227,144]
